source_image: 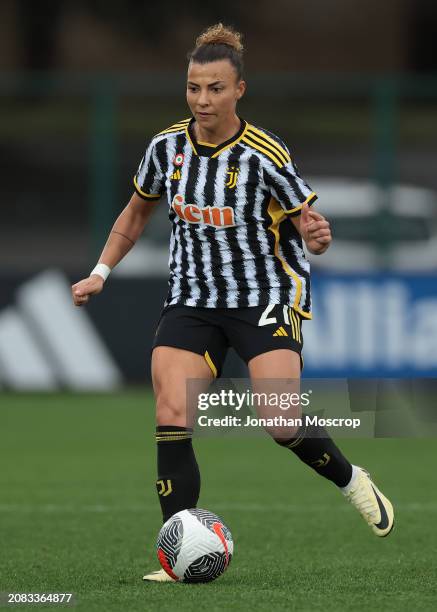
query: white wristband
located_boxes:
[90,263,111,282]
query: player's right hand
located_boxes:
[71,275,104,307]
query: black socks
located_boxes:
[156,426,200,522]
[155,422,352,524]
[276,421,352,487]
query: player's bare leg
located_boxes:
[144,347,213,582]
[249,348,301,380]
[152,346,213,427]
[248,349,394,537]
[249,349,302,439]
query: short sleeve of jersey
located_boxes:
[263,146,317,216]
[133,139,164,201]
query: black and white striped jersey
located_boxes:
[134,117,317,317]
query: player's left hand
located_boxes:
[300,201,332,254]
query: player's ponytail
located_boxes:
[188,23,244,80]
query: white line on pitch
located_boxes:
[0,502,435,513]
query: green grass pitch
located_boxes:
[1,390,436,611]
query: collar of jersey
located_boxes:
[186,117,248,158]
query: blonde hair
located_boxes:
[188,23,245,79]
[195,23,244,53]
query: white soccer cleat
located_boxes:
[142,568,176,583]
[342,466,394,537]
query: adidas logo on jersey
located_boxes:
[171,194,236,228]
[170,169,181,180]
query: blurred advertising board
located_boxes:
[305,274,437,378]
[0,271,435,389]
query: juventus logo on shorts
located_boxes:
[225,166,239,189]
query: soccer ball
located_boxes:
[156,508,233,583]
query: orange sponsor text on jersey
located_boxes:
[171,194,235,228]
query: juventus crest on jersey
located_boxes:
[133,117,317,317]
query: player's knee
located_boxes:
[266,424,301,443]
[155,391,186,426]
[256,402,301,441]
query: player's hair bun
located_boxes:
[195,23,244,53]
[188,23,244,79]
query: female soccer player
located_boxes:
[72,24,394,582]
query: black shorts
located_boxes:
[152,304,304,377]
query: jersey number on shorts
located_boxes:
[258,304,291,326]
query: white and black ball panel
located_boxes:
[188,508,232,535]
[184,551,229,583]
[156,514,183,570]
[156,508,233,583]
[187,508,234,555]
